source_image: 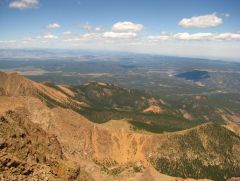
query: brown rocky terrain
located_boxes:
[0,72,35,96]
[0,72,239,181]
[0,96,214,181]
[143,105,164,114]
[0,108,92,181]
[0,71,69,103]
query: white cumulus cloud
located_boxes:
[47,23,61,29]
[179,13,223,28]
[95,27,103,32]
[103,31,137,38]
[112,21,143,32]
[43,34,58,40]
[214,33,240,41]
[173,32,240,41]
[174,33,213,40]
[147,35,170,41]
[9,0,38,9]
[81,33,102,40]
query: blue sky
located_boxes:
[0,0,240,60]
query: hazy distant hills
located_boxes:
[0,49,137,61]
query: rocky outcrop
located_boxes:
[0,71,69,102]
[0,109,93,181]
[0,72,36,96]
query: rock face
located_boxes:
[0,71,69,102]
[0,72,36,96]
[143,105,164,114]
[0,109,63,162]
[0,109,92,181]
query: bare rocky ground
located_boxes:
[0,108,93,181]
[0,96,214,181]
